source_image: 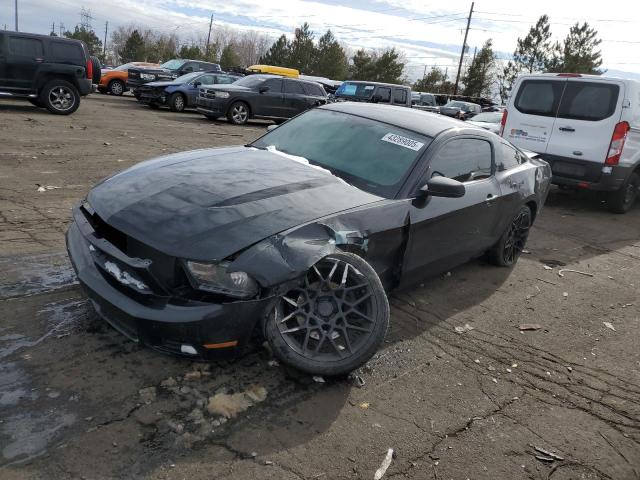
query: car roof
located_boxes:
[320,102,466,137]
[341,80,409,89]
[3,31,83,45]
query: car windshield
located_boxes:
[174,72,202,83]
[159,59,186,70]
[234,76,269,88]
[114,63,133,71]
[252,109,432,197]
[472,112,502,123]
[335,82,376,99]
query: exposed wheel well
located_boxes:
[526,200,538,223]
[36,74,78,93]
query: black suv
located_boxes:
[127,59,221,96]
[0,31,93,114]
[196,75,327,125]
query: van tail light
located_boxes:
[86,58,93,80]
[499,109,508,137]
[605,121,630,166]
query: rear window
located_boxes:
[51,41,84,64]
[303,82,325,96]
[557,82,619,121]
[8,37,43,57]
[514,80,564,117]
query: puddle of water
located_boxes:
[0,252,77,300]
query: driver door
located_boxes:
[253,78,284,117]
[188,74,214,106]
[401,137,502,285]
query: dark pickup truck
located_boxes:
[0,31,93,114]
[127,59,221,97]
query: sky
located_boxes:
[3,0,640,81]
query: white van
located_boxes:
[501,73,640,213]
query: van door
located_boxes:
[504,78,566,154]
[545,79,624,168]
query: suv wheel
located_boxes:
[607,173,639,214]
[168,93,185,112]
[227,101,250,125]
[40,79,80,115]
[109,80,125,96]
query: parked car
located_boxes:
[98,61,158,96]
[299,75,342,94]
[127,59,221,96]
[467,111,503,134]
[246,64,299,78]
[138,71,240,112]
[440,100,482,120]
[0,31,93,114]
[502,73,640,213]
[66,102,551,376]
[196,74,327,124]
[412,92,440,113]
[334,81,411,107]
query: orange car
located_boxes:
[98,62,158,96]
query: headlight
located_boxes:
[215,91,230,98]
[141,73,155,80]
[186,261,258,299]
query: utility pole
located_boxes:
[52,22,55,35]
[205,14,213,59]
[454,1,474,95]
[103,21,108,58]
[15,0,18,31]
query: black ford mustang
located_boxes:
[66,103,551,375]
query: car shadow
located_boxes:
[0,102,49,115]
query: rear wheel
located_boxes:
[227,101,250,125]
[108,80,125,96]
[168,92,185,112]
[607,173,639,214]
[489,205,532,267]
[40,79,80,115]
[265,252,389,376]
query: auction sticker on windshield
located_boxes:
[381,133,424,151]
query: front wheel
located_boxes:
[109,80,125,96]
[265,252,389,376]
[40,79,80,115]
[489,205,532,267]
[227,101,250,125]
[607,173,639,214]
[168,93,185,112]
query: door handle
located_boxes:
[486,193,496,206]
[559,126,575,132]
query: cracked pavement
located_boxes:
[1,97,639,479]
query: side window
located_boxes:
[557,82,619,121]
[263,78,283,93]
[8,37,43,57]
[50,42,84,64]
[377,87,391,103]
[393,88,407,104]
[216,75,236,84]
[498,142,523,171]
[429,139,493,183]
[514,80,565,117]
[197,74,214,85]
[181,62,195,73]
[302,83,324,96]
[284,80,305,94]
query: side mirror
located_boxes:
[259,86,270,94]
[266,124,278,132]
[193,81,201,87]
[420,176,466,198]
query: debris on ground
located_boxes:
[267,360,280,367]
[543,265,554,270]
[184,371,201,381]
[603,322,616,332]
[563,292,569,298]
[36,184,61,192]
[358,402,370,410]
[374,448,394,480]
[138,386,157,404]
[206,385,267,419]
[352,374,366,388]
[532,445,564,461]
[519,323,542,331]
[558,269,594,278]
[313,375,326,383]
[454,323,474,334]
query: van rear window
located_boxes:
[514,80,564,117]
[557,82,619,121]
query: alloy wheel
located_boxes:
[502,209,531,264]
[174,95,185,111]
[232,104,248,123]
[110,81,124,95]
[49,86,75,112]
[274,257,378,362]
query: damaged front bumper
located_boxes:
[65,207,275,360]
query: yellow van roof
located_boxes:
[247,65,299,78]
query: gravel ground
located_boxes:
[1,95,639,480]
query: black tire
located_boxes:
[265,252,389,376]
[168,92,186,112]
[108,79,125,96]
[227,101,250,125]
[39,79,80,115]
[28,98,44,108]
[489,205,532,267]
[607,173,639,214]
[90,56,102,84]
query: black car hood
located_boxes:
[88,146,382,262]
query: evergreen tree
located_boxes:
[64,26,102,56]
[374,48,405,83]
[462,40,496,97]
[288,23,315,73]
[313,30,348,79]
[550,22,603,74]
[414,67,446,92]
[514,15,552,73]
[260,35,290,66]
[349,49,374,80]
[220,43,241,70]
[178,45,203,60]
[119,30,145,63]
